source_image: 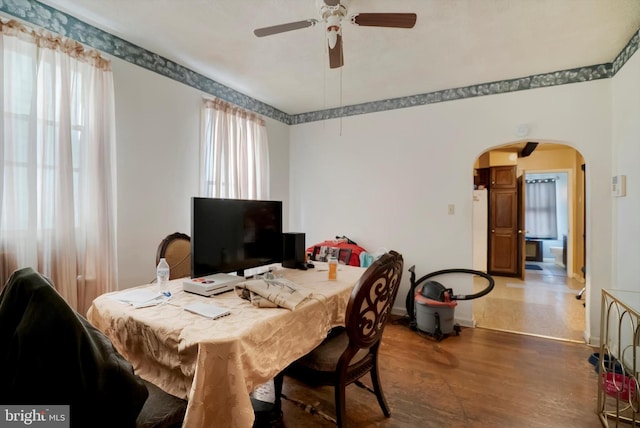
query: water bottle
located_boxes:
[156,258,170,292]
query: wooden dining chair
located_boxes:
[283,250,404,427]
[156,232,191,280]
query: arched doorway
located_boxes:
[471,142,587,342]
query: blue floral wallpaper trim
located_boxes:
[290,63,614,124]
[1,1,637,126]
[612,28,640,76]
[0,0,290,124]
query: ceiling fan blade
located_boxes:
[351,13,417,28]
[254,19,318,37]
[328,33,344,69]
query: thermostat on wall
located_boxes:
[612,175,626,197]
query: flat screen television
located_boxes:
[191,197,283,278]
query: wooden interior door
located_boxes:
[580,164,587,279]
[517,174,525,280]
[488,166,519,276]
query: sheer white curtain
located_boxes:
[525,179,558,239]
[200,98,270,199]
[0,19,118,315]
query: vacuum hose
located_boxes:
[406,267,495,325]
[428,268,495,301]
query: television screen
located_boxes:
[191,197,283,278]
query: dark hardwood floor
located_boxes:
[278,317,601,427]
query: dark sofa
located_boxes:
[0,267,186,428]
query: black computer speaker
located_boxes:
[282,232,306,269]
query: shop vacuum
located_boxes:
[405,266,495,341]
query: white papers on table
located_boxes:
[183,302,231,320]
[111,289,165,308]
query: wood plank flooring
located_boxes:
[278,317,601,427]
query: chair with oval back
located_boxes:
[283,250,404,427]
[156,233,191,280]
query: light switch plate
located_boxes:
[612,175,626,197]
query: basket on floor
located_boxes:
[602,371,637,401]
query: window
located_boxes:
[1,19,117,314]
[200,98,270,200]
[525,178,558,239]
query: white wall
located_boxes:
[289,79,613,343]
[110,57,290,288]
[612,47,640,291]
[103,41,638,345]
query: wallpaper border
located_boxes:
[0,0,290,123]
[1,1,638,126]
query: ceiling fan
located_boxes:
[253,0,417,69]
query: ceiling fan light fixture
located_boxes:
[327,25,340,49]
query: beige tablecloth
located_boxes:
[87,264,365,428]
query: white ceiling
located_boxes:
[37,0,640,115]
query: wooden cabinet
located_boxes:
[474,167,490,188]
[490,165,517,188]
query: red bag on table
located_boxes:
[307,239,368,267]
